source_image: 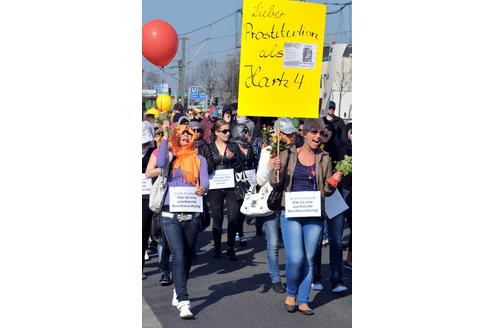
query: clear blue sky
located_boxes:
[142,0,352,88]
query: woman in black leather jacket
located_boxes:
[208,119,243,260]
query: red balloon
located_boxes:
[142,20,179,67]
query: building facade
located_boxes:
[320,43,352,121]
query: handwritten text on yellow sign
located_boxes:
[237,0,326,118]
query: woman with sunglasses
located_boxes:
[271,118,343,315]
[230,122,257,246]
[208,119,243,260]
[156,120,209,319]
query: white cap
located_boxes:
[274,118,298,134]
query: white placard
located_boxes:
[324,189,349,220]
[285,191,321,218]
[236,169,256,185]
[209,168,235,190]
[168,187,203,212]
[142,173,152,195]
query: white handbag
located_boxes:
[240,181,274,217]
[149,172,168,213]
[148,154,173,213]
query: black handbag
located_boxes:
[267,188,283,211]
[234,170,251,202]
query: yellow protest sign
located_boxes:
[237,0,326,118]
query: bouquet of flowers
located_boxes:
[333,155,352,176]
[154,111,173,138]
[262,125,292,158]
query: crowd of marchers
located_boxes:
[141,100,352,319]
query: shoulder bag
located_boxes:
[149,155,173,245]
[241,181,274,217]
[149,156,172,213]
[267,187,283,211]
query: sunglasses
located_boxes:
[192,128,203,133]
[181,130,193,136]
[305,129,326,136]
[218,129,230,134]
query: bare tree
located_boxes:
[185,71,195,91]
[193,58,219,102]
[333,59,352,116]
[218,53,240,104]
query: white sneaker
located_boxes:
[171,289,178,307]
[311,283,324,291]
[144,250,149,261]
[177,300,194,319]
[332,284,348,293]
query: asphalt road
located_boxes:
[143,219,352,328]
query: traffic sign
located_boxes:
[189,86,199,94]
[190,93,206,101]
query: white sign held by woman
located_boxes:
[285,191,321,218]
[209,168,235,190]
[168,187,203,212]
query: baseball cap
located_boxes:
[188,121,202,130]
[145,108,159,118]
[273,118,298,134]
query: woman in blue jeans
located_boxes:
[256,118,298,293]
[271,118,342,315]
[156,122,209,319]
